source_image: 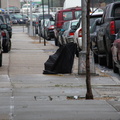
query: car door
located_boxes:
[62,22,69,44]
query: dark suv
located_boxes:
[0,14,12,38]
[0,15,11,53]
[3,14,12,38]
[0,28,2,67]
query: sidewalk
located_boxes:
[0,26,120,120]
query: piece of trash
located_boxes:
[74,96,78,99]
[101,70,105,73]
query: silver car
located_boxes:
[58,19,79,46]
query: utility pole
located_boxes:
[78,0,94,99]
[86,0,93,99]
[78,0,95,75]
[0,0,1,8]
[29,0,33,36]
[7,0,9,14]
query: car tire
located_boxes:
[98,56,106,66]
[94,53,98,63]
[54,37,58,46]
[0,52,2,67]
[113,61,119,73]
[3,39,11,53]
[106,53,113,68]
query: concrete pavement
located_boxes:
[0,26,120,120]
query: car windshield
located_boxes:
[14,14,22,19]
[0,16,4,23]
[75,11,82,19]
[50,21,54,25]
[71,21,78,26]
[63,11,73,20]
[22,5,30,8]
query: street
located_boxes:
[0,26,120,120]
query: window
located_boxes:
[63,12,72,20]
[114,6,120,17]
[75,11,82,19]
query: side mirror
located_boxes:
[0,24,8,30]
[96,18,102,25]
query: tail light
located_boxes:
[78,28,82,37]
[69,32,74,36]
[48,25,54,29]
[36,22,38,25]
[110,21,115,35]
[1,31,6,37]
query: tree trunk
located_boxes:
[86,0,93,99]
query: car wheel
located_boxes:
[113,61,119,73]
[98,56,106,66]
[106,53,113,68]
[54,37,58,46]
[0,52,2,67]
[94,53,98,63]
[3,39,11,53]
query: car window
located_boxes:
[63,11,72,20]
[50,21,54,25]
[0,16,4,23]
[62,22,67,30]
[90,22,96,33]
[71,21,78,27]
[113,5,120,17]
[75,11,82,19]
[14,14,22,19]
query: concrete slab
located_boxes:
[13,100,120,120]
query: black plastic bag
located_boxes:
[43,43,77,74]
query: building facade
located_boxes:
[1,0,20,9]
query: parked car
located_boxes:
[39,19,50,38]
[44,20,55,40]
[73,17,82,56]
[90,12,103,63]
[0,23,11,53]
[58,19,79,46]
[111,31,120,74]
[54,7,82,46]
[3,14,12,38]
[21,14,28,24]
[10,13,25,24]
[96,2,120,68]
[0,14,12,39]
[5,6,20,13]
[36,5,52,13]
[0,25,2,67]
[36,14,54,35]
[20,4,35,14]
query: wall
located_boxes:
[1,0,20,9]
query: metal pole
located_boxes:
[48,0,50,14]
[0,0,1,8]
[7,0,9,14]
[78,0,95,74]
[82,0,87,51]
[29,0,33,36]
[42,0,46,46]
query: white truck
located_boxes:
[63,0,81,9]
[21,4,35,14]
